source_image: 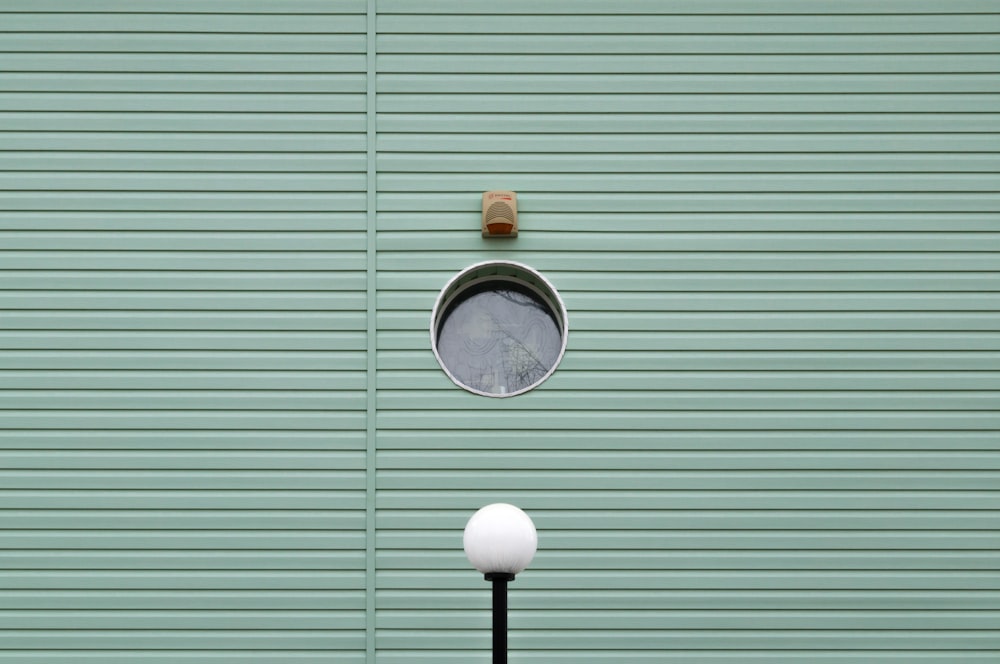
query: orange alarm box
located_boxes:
[482,191,518,238]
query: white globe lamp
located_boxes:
[463,503,537,664]
[463,503,537,577]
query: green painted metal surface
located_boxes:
[0,1,369,662]
[1,0,998,662]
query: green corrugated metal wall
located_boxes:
[1,1,370,661]
[1,0,998,662]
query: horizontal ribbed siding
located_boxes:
[2,0,999,662]
[0,2,368,662]
[373,1,1000,662]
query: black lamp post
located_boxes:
[463,504,538,664]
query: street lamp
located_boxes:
[463,503,538,664]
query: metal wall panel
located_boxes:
[372,1,1000,662]
[0,1,369,662]
[1,1,998,662]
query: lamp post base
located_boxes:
[485,573,514,664]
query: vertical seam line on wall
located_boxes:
[364,0,378,661]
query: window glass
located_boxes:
[432,262,567,397]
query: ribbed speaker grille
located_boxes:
[485,201,514,223]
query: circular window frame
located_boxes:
[430,260,569,398]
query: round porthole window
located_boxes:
[431,261,568,397]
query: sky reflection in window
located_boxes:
[436,282,562,396]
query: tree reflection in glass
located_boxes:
[436,282,562,395]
